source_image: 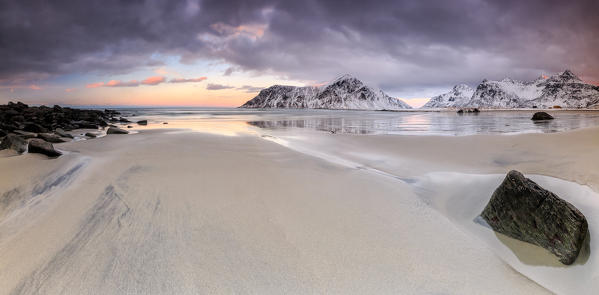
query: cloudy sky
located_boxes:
[1,0,597,107]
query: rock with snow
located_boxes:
[240,75,412,110]
[422,84,474,108]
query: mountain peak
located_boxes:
[331,74,361,84]
[240,74,411,110]
[559,69,581,80]
[453,84,472,91]
[547,69,582,83]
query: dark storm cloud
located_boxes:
[1,0,598,94]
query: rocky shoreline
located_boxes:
[0,101,127,157]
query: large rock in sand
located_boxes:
[531,112,554,121]
[481,170,588,265]
[0,134,27,154]
[28,139,62,157]
[107,127,128,134]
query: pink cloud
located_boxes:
[86,76,166,88]
[29,84,41,90]
[65,88,75,92]
[169,77,207,83]
[106,79,139,87]
[86,82,104,88]
[141,76,166,85]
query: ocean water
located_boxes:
[111,107,599,136]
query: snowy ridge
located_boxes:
[422,70,599,109]
[240,74,412,110]
[421,84,474,108]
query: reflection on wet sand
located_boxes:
[242,110,599,136]
[247,119,374,134]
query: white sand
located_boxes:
[4,123,599,294]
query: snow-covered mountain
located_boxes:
[240,75,412,110]
[465,70,599,108]
[422,70,599,109]
[421,84,474,108]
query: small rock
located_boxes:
[23,123,48,133]
[119,117,130,123]
[85,132,97,138]
[28,139,62,157]
[13,130,37,139]
[72,121,99,129]
[137,120,148,125]
[480,170,588,265]
[0,134,27,154]
[107,127,128,134]
[37,133,66,143]
[127,125,133,128]
[457,108,480,114]
[163,122,168,124]
[55,128,74,139]
[531,112,554,121]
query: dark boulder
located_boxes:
[13,130,37,139]
[55,128,74,139]
[72,121,98,129]
[0,134,27,154]
[137,120,148,125]
[107,127,128,134]
[85,132,97,138]
[457,108,480,114]
[481,170,588,265]
[531,112,554,121]
[119,117,130,123]
[23,122,48,133]
[37,133,66,143]
[28,139,62,157]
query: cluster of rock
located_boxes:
[0,102,127,158]
[423,70,599,109]
[481,170,588,265]
[456,108,480,114]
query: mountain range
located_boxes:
[423,70,599,109]
[240,75,412,110]
[240,70,599,110]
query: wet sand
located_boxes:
[2,124,599,294]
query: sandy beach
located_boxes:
[1,120,599,294]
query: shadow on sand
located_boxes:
[475,216,591,267]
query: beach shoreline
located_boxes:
[1,117,599,294]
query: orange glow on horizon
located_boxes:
[400,97,430,108]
